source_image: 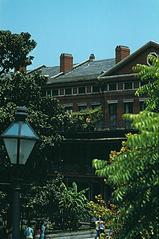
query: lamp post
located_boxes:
[1,106,39,239]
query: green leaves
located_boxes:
[0,30,36,74]
[22,178,89,230]
[93,110,159,238]
[134,54,159,111]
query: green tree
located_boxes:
[22,176,89,230]
[93,55,159,239]
[0,30,36,74]
[134,54,159,111]
[65,107,103,132]
[0,31,69,175]
[0,71,68,171]
[57,181,88,230]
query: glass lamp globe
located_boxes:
[1,106,39,165]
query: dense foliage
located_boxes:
[93,54,159,239]
[22,175,89,230]
[66,106,103,132]
[0,30,36,74]
[87,194,117,229]
[134,54,159,111]
[0,31,70,170]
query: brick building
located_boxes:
[31,41,159,199]
[31,41,159,130]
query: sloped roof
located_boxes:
[48,58,115,84]
[99,41,159,77]
[30,58,115,84]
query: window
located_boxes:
[101,84,107,92]
[52,89,58,96]
[86,86,92,94]
[139,101,146,111]
[59,88,64,96]
[73,87,77,95]
[91,103,101,109]
[46,89,52,96]
[124,102,133,128]
[124,102,133,113]
[65,88,72,95]
[134,81,139,89]
[78,104,87,111]
[92,85,100,93]
[108,83,117,91]
[78,87,85,94]
[124,82,133,90]
[108,103,117,128]
[140,81,148,86]
[118,82,123,90]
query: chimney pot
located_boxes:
[60,53,73,73]
[115,45,130,63]
[89,54,95,61]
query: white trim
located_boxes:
[86,85,92,94]
[59,88,65,96]
[91,102,101,106]
[64,103,73,107]
[123,99,134,103]
[77,103,87,106]
[72,87,78,95]
[107,100,118,104]
[139,98,147,102]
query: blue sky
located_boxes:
[0,0,159,69]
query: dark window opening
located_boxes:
[109,83,117,91]
[87,86,92,93]
[79,87,85,94]
[52,89,58,96]
[140,101,146,111]
[92,85,100,93]
[59,88,64,95]
[65,88,72,95]
[73,87,77,94]
[124,82,133,89]
[124,102,133,128]
[108,103,117,128]
[101,84,107,92]
[134,81,139,89]
[46,89,51,96]
[78,105,87,111]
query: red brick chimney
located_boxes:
[115,45,130,63]
[60,53,73,73]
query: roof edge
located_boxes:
[99,41,159,77]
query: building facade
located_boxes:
[30,41,159,199]
[31,41,159,130]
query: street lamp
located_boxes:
[1,106,39,239]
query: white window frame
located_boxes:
[86,85,92,94]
